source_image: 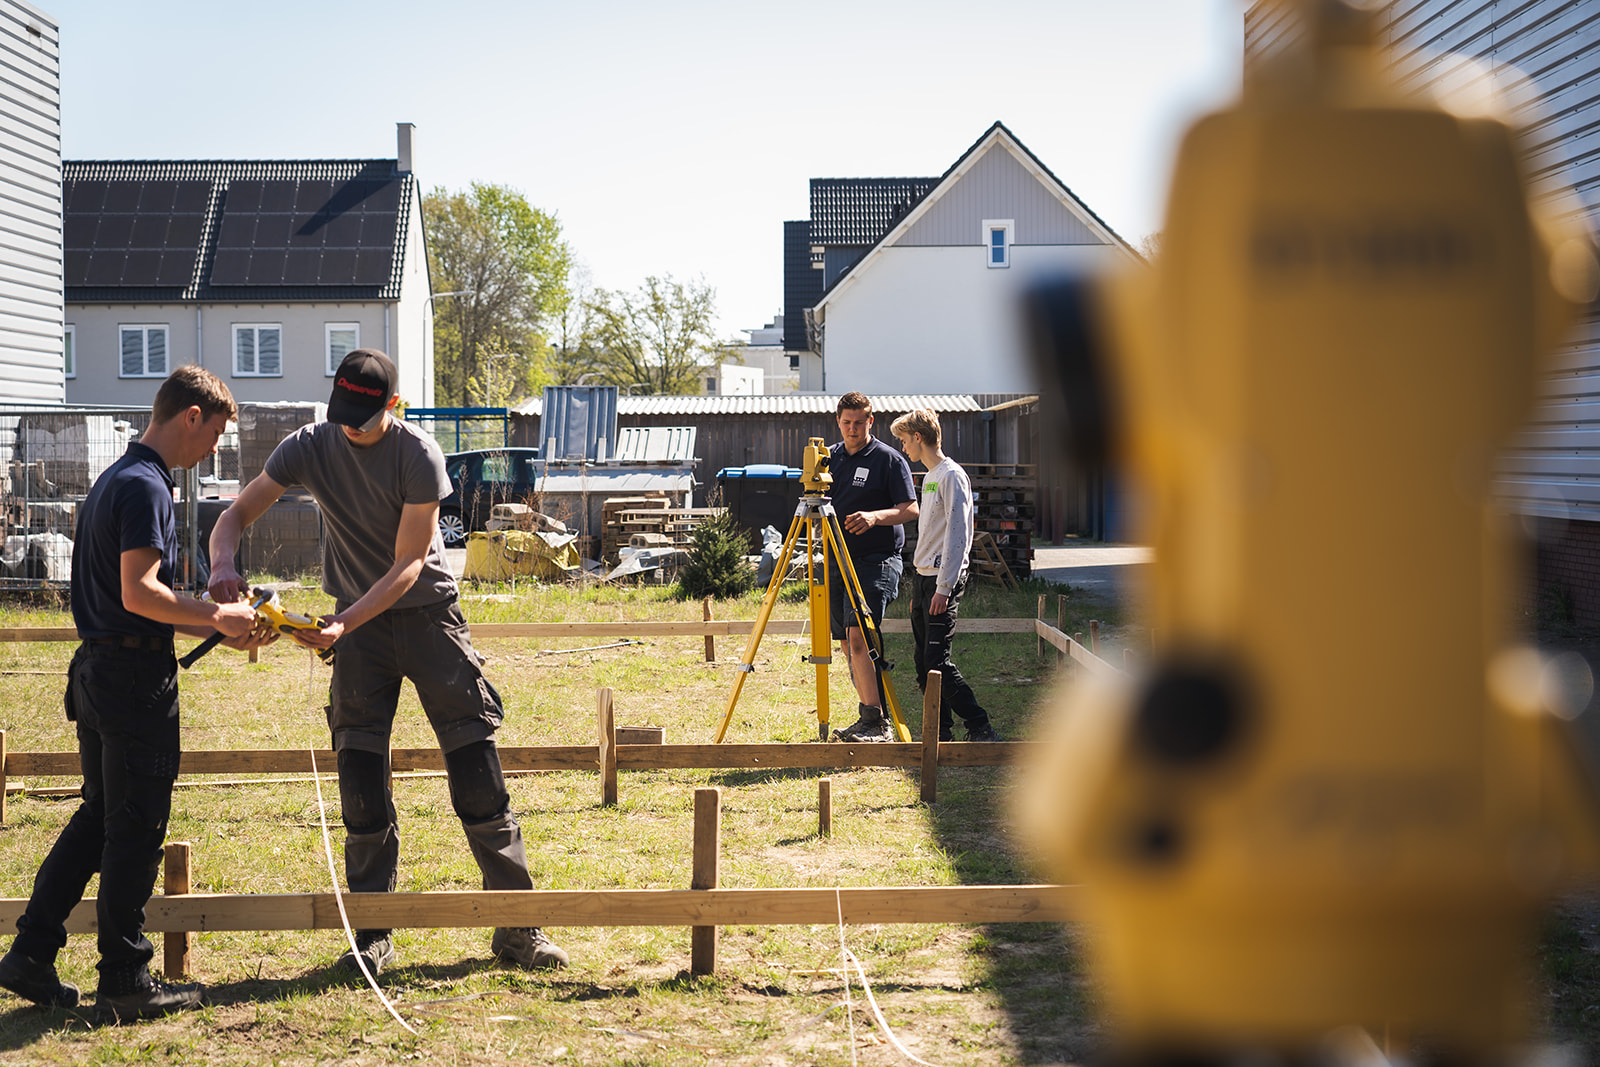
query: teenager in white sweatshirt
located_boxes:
[890,409,998,742]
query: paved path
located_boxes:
[1030,543,1152,607]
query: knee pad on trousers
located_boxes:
[336,748,394,833]
[444,740,511,823]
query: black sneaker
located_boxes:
[338,930,396,977]
[94,974,203,1023]
[966,723,1000,742]
[0,948,78,1008]
[491,927,569,970]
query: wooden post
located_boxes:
[1,729,7,825]
[248,645,259,664]
[702,597,715,663]
[1089,620,1100,655]
[1056,595,1068,665]
[1036,595,1046,657]
[163,842,192,979]
[920,671,942,804]
[598,688,617,807]
[818,778,832,837]
[691,786,721,975]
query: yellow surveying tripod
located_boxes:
[712,438,911,743]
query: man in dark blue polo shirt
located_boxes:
[0,366,266,1022]
[828,391,918,742]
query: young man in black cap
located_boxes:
[208,349,569,975]
[0,366,269,1021]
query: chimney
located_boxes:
[396,122,415,174]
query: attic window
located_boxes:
[984,219,1013,268]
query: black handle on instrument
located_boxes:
[179,630,226,669]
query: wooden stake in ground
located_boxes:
[702,597,715,663]
[921,672,942,804]
[691,787,721,975]
[597,688,616,807]
[818,777,832,837]
[163,842,192,979]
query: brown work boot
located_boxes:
[491,927,569,969]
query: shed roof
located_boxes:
[512,394,985,416]
[63,158,415,303]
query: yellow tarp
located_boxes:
[462,530,581,580]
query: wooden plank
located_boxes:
[0,885,1080,933]
[163,842,192,979]
[691,788,720,974]
[615,743,924,770]
[0,627,78,642]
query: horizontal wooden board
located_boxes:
[0,884,1080,933]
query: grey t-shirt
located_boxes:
[264,418,457,609]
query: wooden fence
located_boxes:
[0,606,1114,979]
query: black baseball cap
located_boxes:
[327,349,396,432]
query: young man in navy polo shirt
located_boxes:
[828,392,918,742]
[0,366,268,1021]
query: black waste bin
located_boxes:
[716,465,803,542]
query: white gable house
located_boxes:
[803,122,1137,395]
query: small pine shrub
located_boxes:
[676,510,755,600]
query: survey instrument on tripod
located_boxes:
[713,438,910,743]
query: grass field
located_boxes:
[0,574,1124,1066]
[0,571,1595,1066]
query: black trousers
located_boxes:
[13,643,180,989]
[909,573,990,737]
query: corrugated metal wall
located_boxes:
[0,0,60,404]
[898,145,1103,247]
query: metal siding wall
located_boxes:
[1379,0,1600,521]
[0,0,60,404]
[896,145,1102,247]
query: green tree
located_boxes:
[584,274,727,394]
[424,183,573,406]
[675,510,755,600]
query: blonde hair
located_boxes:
[890,408,941,449]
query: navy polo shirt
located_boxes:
[828,435,917,560]
[71,442,178,639]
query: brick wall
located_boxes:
[1535,517,1600,629]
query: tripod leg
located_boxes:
[807,515,832,740]
[713,512,806,743]
[819,511,911,742]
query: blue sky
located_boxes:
[37,0,1244,339]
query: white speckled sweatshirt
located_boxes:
[913,457,974,595]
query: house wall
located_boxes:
[899,145,1104,247]
[0,0,60,405]
[390,187,431,406]
[818,243,1124,395]
[64,302,389,406]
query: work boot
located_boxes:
[833,704,893,743]
[491,927,569,970]
[338,930,396,977]
[0,948,78,1008]
[965,722,1000,743]
[94,972,203,1023]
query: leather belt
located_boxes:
[86,634,175,653]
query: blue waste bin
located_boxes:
[716,465,803,541]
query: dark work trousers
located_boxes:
[909,573,991,738]
[328,600,532,922]
[13,642,180,990]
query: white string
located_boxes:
[835,888,946,1067]
[303,647,417,1034]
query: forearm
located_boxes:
[938,497,974,595]
[880,500,918,526]
[335,556,425,631]
[124,578,234,631]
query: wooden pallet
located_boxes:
[970,531,1018,590]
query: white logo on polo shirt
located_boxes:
[852,467,868,487]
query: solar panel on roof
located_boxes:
[62,178,209,288]
[209,176,399,287]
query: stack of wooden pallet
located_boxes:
[608,504,725,559]
[601,496,669,562]
[967,462,1035,580]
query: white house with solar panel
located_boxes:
[61,124,433,408]
[785,122,1139,395]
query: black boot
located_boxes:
[0,947,78,1008]
[833,703,893,742]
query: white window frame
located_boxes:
[983,219,1014,269]
[118,324,169,379]
[325,322,360,377]
[63,324,75,379]
[233,323,283,378]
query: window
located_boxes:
[326,322,359,376]
[234,324,282,377]
[119,325,169,378]
[706,376,718,393]
[983,219,1013,268]
[63,325,75,378]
